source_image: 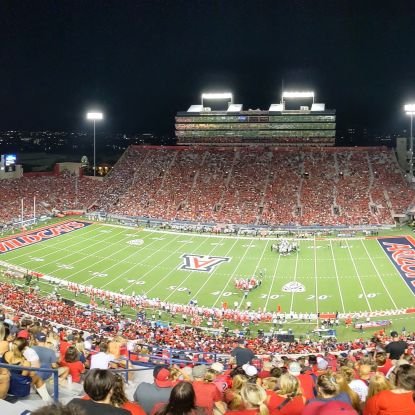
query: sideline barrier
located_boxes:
[0,362,59,402]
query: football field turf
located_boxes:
[1,220,414,317]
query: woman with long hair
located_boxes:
[334,371,361,412]
[311,373,352,405]
[3,338,51,400]
[62,346,85,383]
[266,374,305,415]
[224,383,268,415]
[155,381,205,415]
[224,374,248,410]
[363,364,415,415]
[366,373,392,400]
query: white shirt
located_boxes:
[23,347,40,367]
[349,379,369,402]
[90,352,115,369]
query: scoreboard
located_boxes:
[1,154,17,172]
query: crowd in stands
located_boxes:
[0,313,414,414]
[1,146,414,228]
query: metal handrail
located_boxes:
[0,362,59,402]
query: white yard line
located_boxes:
[147,236,217,298]
[360,239,398,309]
[212,238,254,309]
[314,235,319,315]
[189,238,243,303]
[329,240,346,313]
[345,240,372,311]
[89,232,190,289]
[289,248,300,313]
[264,253,281,312]
[2,224,101,263]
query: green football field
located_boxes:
[1,220,415,317]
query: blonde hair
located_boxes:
[262,377,278,391]
[334,372,361,411]
[367,373,391,399]
[339,366,355,383]
[277,374,301,398]
[240,384,269,415]
[169,367,182,381]
[232,374,248,391]
[204,369,216,383]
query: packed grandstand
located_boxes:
[0,146,413,228]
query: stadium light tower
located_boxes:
[86,111,103,176]
[404,104,415,182]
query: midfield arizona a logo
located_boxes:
[180,254,231,272]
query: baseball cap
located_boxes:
[317,357,328,370]
[302,401,358,415]
[192,364,207,378]
[17,330,30,339]
[153,366,172,388]
[288,361,301,376]
[390,331,399,337]
[242,364,258,377]
[211,362,224,373]
[35,332,47,342]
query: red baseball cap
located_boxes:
[17,330,30,339]
[154,367,172,388]
[302,401,358,415]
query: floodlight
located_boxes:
[404,104,415,114]
[86,111,104,176]
[86,112,104,120]
[404,104,415,182]
[201,92,233,100]
[282,91,315,99]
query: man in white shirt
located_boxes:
[90,341,115,370]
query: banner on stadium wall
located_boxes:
[378,236,415,296]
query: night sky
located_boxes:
[1,0,415,135]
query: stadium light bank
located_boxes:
[282,91,315,103]
[405,104,415,182]
[86,111,104,177]
[201,92,233,105]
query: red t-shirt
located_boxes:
[192,381,222,414]
[63,360,85,383]
[267,394,305,415]
[363,389,415,415]
[297,374,315,401]
[376,359,393,376]
[225,409,259,415]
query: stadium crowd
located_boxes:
[0,146,414,228]
[0,310,414,414]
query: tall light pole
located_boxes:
[86,111,103,176]
[404,104,415,182]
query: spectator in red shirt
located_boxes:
[266,374,305,415]
[224,383,268,415]
[62,346,85,383]
[363,364,415,415]
[192,365,222,415]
